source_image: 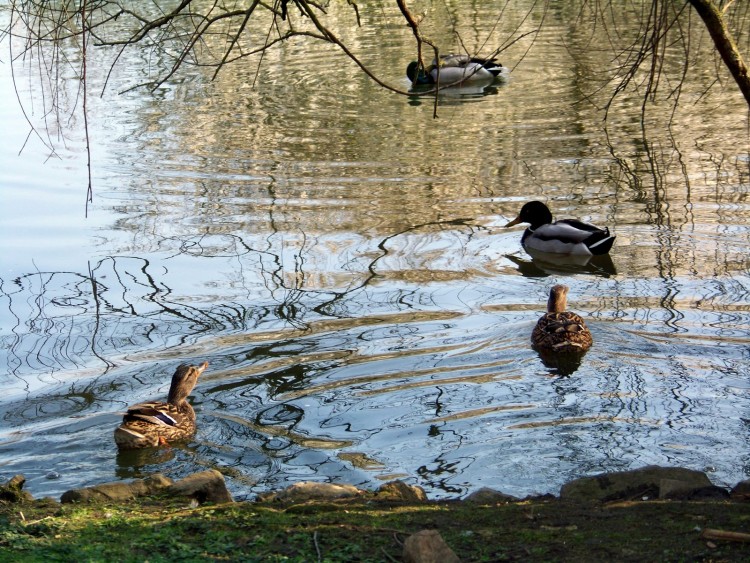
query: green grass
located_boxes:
[2,495,750,561]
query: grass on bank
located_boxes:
[2,494,750,562]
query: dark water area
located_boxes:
[2,1,750,501]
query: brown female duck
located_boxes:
[532,285,592,353]
[114,362,208,450]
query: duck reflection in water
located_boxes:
[115,444,177,476]
[407,81,502,105]
[506,248,617,278]
[532,285,592,376]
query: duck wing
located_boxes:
[558,220,616,254]
[530,221,615,255]
[466,56,503,76]
[533,312,593,352]
[533,221,601,243]
[430,63,497,84]
[434,54,503,78]
[435,54,470,67]
[122,401,179,427]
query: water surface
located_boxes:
[2,1,750,500]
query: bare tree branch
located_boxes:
[688,0,750,105]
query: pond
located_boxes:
[2,1,750,501]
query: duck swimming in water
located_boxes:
[505,201,615,256]
[532,285,592,354]
[114,362,208,450]
[407,54,504,86]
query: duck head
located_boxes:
[505,201,553,230]
[546,284,569,313]
[406,61,434,85]
[167,361,208,405]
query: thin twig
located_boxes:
[212,0,260,81]
[82,0,93,216]
[313,530,322,562]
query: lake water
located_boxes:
[2,1,750,501]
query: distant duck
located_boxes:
[407,54,504,85]
[532,285,592,354]
[114,362,208,450]
[505,201,615,256]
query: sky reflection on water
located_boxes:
[2,2,750,500]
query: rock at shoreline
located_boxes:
[560,465,717,502]
[12,464,747,509]
[731,479,750,501]
[0,474,34,503]
[166,469,233,504]
[658,478,729,500]
[61,473,174,503]
[464,487,520,504]
[61,470,232,505]
[258,481,363,503]
[376,480,428,502]
[259,480,428,504]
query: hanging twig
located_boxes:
[82,0,93,216]
[212,0,261,81]
[396,0,440,116]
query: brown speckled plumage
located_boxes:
[532,285,592,354]
[114,362,208,450]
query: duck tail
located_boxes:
[473,58,503,76]
[472,57,503,76]
[585,229,616,255]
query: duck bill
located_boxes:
[196,361,209,376]
[505,216,523,228]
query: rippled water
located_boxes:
[2,1,750,501]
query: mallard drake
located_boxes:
[114,361,208,450]
[505,201,615,256]
[407,54,504,85]
[532,285,592,354]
